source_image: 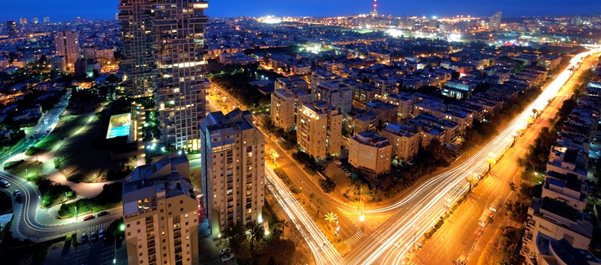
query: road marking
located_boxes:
[343,230,365,247]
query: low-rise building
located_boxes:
[349,131,392,174]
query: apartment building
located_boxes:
[349,131,392,174]
[200,109,265,235]
[123,155,199,265]
[297,101,342,159]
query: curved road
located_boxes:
[1,170,121,242]
[0,89,121,242]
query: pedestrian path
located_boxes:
[343,230,365,247]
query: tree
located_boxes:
[324,212,338,225]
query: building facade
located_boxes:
[200,109,265,235]
[312,79,353,115]
[54,30,80,72]
[297,101,342,159]
[349,131,392,174]
[154,0,209,151]
[123,155,199,265]
[381,123,421,161]
[119,0,155,98]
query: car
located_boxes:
[80,232,88,243]
[83,215,95,221]
[98,228,105,240]
[90,231,98,241]
[219,248,231,255]
[96,211,109,217]
[13,190,22,202]
[221,252,234,262]
[0,179,10,188]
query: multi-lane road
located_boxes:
[241,47,601,264]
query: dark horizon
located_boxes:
[1,0,601,22]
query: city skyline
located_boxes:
[2,0,601,21]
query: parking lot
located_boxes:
[44,222,127,265]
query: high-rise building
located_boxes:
[19,17,27,25]
[54,31,80,72]
[154,0,209,151]
[490,12,502,31]
[123,155,200,265]
[42,16,50,24]
[297,101,342,159]
[119,0,155,98]
[6,21,18,38]
[200,109,265,235]
[32,17,39,25]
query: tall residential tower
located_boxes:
[119,0,155,98]
[200,109,265,235]
[123,155,200,265]
[54,30,80,72]
[154,0,210,151]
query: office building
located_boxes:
[119,0,155,98]
[32,17,39,25]
[19,17,27,25]
[154,0,210,151]
[200,109,265,235]
[123,155,199,265]
[43,16,50,24]
[54,31,80,72]
[349,131,392,175]
[297,101,342,159]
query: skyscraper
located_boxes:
[154,0,209,151]
[6,21,18,38]
[200,109,265,235]
[54,31,80,72]
[32,17,39,25]
[42,16,50,24]
[119,0,155,98]
[490,12,502,31]
[123,155,200,265]
[19,17,27,25]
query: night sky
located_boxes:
[1,0,600,21]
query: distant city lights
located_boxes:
[257,15,282,24]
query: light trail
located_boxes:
[344,48,601,264]
[265,166,343,265]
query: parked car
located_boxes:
[98,228,105,240]
[90,231,98,241]
[83,215,95,221]
[221,251,234,262]
[80,232,88,243]
[0,179,10,188]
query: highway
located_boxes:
[342,48,601,264]
[247,47,600,264]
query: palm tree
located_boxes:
[324,212,338,225]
